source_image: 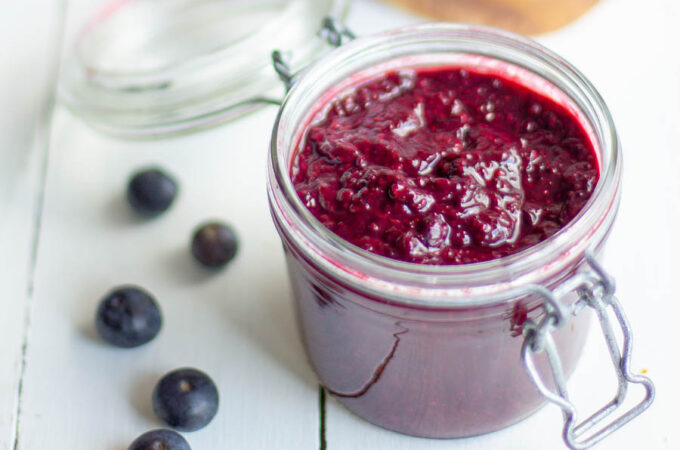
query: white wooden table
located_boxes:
[1,0,679,449]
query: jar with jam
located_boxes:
[266,23,654,448]
[59,2,654,447]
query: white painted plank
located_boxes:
[327,0,679,449]
[14,106,323,447]
[0,2,63,449]
[15,105,321,449]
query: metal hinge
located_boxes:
[272,17,356,92]
[521,250,655,449]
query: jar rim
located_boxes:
[267,23,622,307]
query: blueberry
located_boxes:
[127,168,178,216]
[95,286,162,348]
[152,368,219,432]
[128,429,190,450]
[191,222,238,268]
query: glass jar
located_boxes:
[267,23,654,446]
[59,0,349,137]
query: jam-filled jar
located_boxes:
[267,23,654,448]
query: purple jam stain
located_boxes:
[292,67,599,264]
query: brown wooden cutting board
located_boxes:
[383,0,600,35]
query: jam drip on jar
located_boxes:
[292,67,599,264]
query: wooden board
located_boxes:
[2,0,679,449]
[382,0,600,35]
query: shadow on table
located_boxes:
[164,245,219,285]
[154,236,318,390]
[129,371,162,424]
[218,253,319,390]
[104,194,149,227]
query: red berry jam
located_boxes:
[291,67,599,264]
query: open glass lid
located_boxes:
[59,0,350,137]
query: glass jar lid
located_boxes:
[59,0,349,137]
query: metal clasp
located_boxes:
[521,250,655,449]
[272,17,356,91]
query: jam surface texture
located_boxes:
[292,67,599,264]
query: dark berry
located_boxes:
[95,286,162,348]
[127,168,178,216]
[152,368,219,432]
[128,429,190,450]
[191,222,238,268]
